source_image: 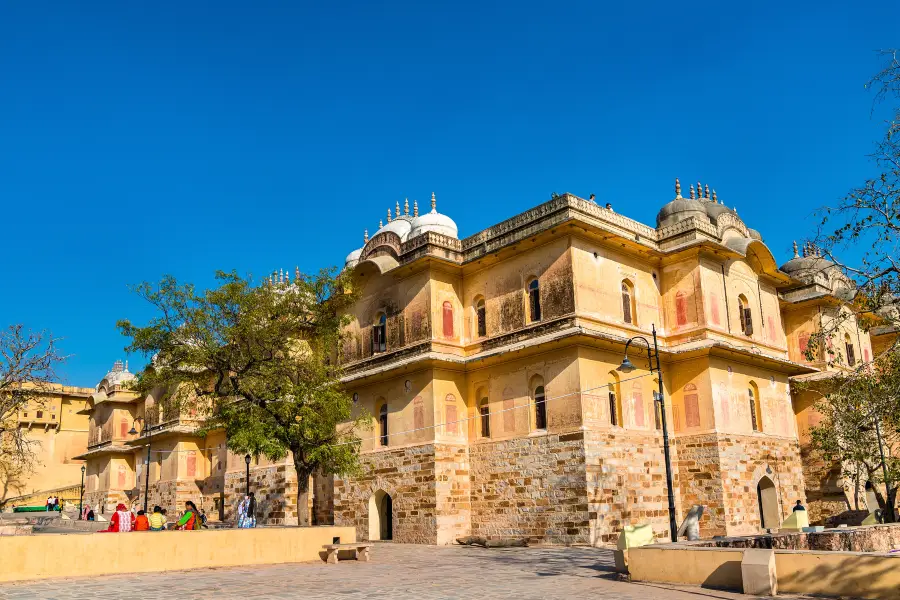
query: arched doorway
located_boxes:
[757,476,778,530]
[368,490,393,541]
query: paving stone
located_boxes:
[0,543,814,600]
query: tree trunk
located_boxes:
[295,463,312,527]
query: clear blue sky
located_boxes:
[1,1,897,386]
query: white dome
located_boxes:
[409,194,458,239]
[101,360,136,387]
[376,218,412,241]
[344,247,363,268]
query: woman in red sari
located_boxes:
[105,503,135,532]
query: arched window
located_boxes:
[528,279,541,322]
[479,398,490,438]
[475,297,486,338]
[379,404,388,446]
[442,301,454,338]
[534,385,547,430]
[372,313,387,354]
[607,373,622,427]
[621,280,636,325]
[844,333,856,367]
[738,295,753,336]
[748,382,761,432]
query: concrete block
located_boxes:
[802,526,824,533]
[741,548,777,596]
[778,510,808,532]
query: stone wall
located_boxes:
[223,464,299,526]
[675,433,726,536]
[434,443,471,544]
[334,444,438,544]
[468,431,588,545]
[584,429,677,544]
[717,433,805,536]
[673,432,806,537]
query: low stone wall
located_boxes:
[629,540,900,600]
[0,525,355,582]
[696,523,900,553]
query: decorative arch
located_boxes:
[632,380,644,428]
[372,313,387,354]
[748,381,761,432]
[474,296,486,338]
[738,294,753,336]
[621,279,636,325]
[844,332,856,366]
[526,277,541,323]
[444,393,458,435]
[607,371,622,427]
[377,399,388,446]
[530,374,546,430]
[756,475,778,530]
[368,489,393,541]
[683,383,700,429]
[442,301,454,338]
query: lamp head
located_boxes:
[128,426,138,436]
[244,454,251,465]
[81,465,86,473]
[617,356,636,373]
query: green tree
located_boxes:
[808,50,900,350]
[118,270,366,526]
[808,349,900,522]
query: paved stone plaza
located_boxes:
[0,543,811,600]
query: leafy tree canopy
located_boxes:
[118,269,366,525]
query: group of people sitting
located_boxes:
[102,501,207,532]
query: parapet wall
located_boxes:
[0,526,355,582]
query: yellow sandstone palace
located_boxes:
[12,181,895,544]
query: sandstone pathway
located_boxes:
[0,543,809,600]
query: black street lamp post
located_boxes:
[128,417,153,514]
[617,323,679,543]
[79,465,86,520]
[245,454,251,497]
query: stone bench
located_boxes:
[322,543,373,564]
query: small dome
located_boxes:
[376,218,412,241]
[101,360,136,387]
[747,228,763,241]
[705,202,737,221]
[656,198,709,228]
[780,255,836,276]
[344,247,363,269]
[409,193,458,239]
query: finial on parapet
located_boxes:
[690,184,696,199]
[431,192,436,212]
[295,266,300,282]
[704,184,710,199]
[404,198,409,216]
[364,229,369,243]
[675,178,682,199]
[124,360,129,372]
[379,219,383,228]
[712,189,718,203]
[387,208,392,223]
[396,201,401,219]
[285,269,290,284]
[279,269,284,284]
[413,199,419,217]
[793,241,799,258]
[733,206,738,215]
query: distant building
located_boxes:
[3,384,92,508]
